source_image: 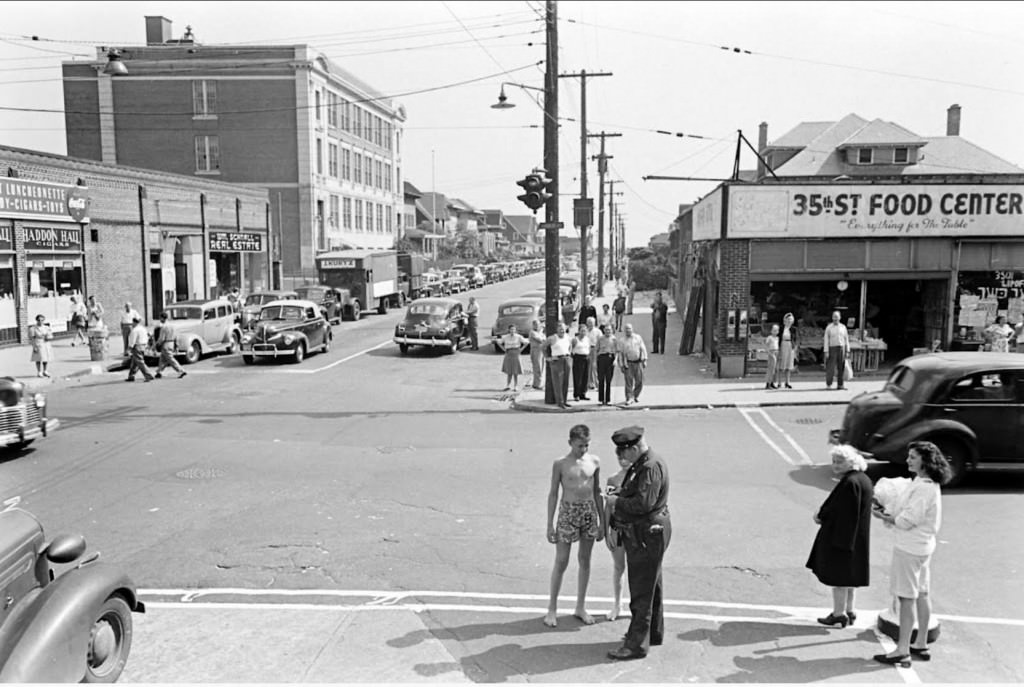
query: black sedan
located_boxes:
[393,298,470,355]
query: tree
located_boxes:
[627,245,674,290]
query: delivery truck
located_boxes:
[315,249,401,319]
[397,251,429,301]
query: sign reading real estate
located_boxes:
[24,226,83,251]
[725,184,1024,239]
[0,178,90,223]
[209,231,263,252]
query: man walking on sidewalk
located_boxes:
[120,302,140,356]
[466,296,480,350]
[618,323,648,405]
[651,292,669,354]
[823,310,850,390]
[154,311,187,379]
[125,316,155,382]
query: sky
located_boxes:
[2,1,1024,249]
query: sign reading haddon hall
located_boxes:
[0,178,90,223]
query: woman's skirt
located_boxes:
[30,342,53,363]
[779,340,795,370]
[502,348,523,375]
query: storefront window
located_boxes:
[0,260,15,344]
[27,262,83,334]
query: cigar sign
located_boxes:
[724,184,1024,239]
[0,178,90,223]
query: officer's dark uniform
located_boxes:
[610,426,671,659]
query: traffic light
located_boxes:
[516,170,552,212]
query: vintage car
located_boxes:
[491,298,545,353]
[421,272,445,297]
[146,299,242,365]
[393,297,470,355]
[294,284,352,325]
[442,270,468,294]
[0,377,58,451]
[240,299,332,364]
[0,498,146,682]
[830,352,1024,487]
[452,264,485,289]
[240,290,299,329]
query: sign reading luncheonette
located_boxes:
[209,231,263,252]
[0,178,90,223]
[691,183,1024,240]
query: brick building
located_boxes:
[0,144,269,346]
[61,16,404,287]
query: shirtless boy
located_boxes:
[545,423,605,627]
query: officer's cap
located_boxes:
[612,426,644,448]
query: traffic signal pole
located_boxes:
[542,0,560,405]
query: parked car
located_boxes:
[393,297,470,355]
[240,290,299,329]
[294,284,352,325]
[830,352,1024,487]
[490,298,545,353]
[421,271,445,298]
[0,377,58,451]
[443,270,468,294]
[452,263,485,289]
[145,299,243,365]
[0,497,146,682]
[240,299,333,364]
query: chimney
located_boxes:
[145,16,173,45]
[757,122,768,179]
[946,104,961,136]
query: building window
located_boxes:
[355,200,363,231]
[385,122,392,151]
[366,202,373,234]
[192,80,216,117]
[354,153,362,185]
[377,204,384,233]
[387,210,393,234]
[327,92,337,128]
[375,115,382,147]
[384,163,392,192]
[354,107,362,140]
[316,199,326,249]
[342,148,351,181]
[329,195,339,228]
[194,135,220,173]
[894,147,909,164]
[316,138,323,174]
[375,160,383,189]
[315,90,322,122]
[857,148,873,164]
[328,143,338,178]
[343,197,352,229]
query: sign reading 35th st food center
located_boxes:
[723,184,1024,239]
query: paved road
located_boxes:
[3,273,1023,683]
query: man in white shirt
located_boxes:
[544,322,572,409]
[120,302,141,356]
[125,316,155,382]
[823,311,851,390]
[618,323,648,405]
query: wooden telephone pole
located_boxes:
[588,131,621,295]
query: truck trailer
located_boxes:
[315,249,401,319]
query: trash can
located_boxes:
[87,330,107,362]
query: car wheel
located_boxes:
[227,331,241,355]
[399,343,409,355]
[83,595,133,683]
[493,342,503,354]
[322,333,332,353]
[378,298,389,315]
[293,343,306,364]
[346,301,361,321]
[184,341,202,365]
[934,437,969,488]
[448,337,458,355]
[242,355,255,365]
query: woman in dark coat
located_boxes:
[807,443,873,627]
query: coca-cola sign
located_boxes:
[0,178,90,224]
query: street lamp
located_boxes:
[490,82,546,110]
[102,48,128,76]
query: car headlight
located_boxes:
[396,325,405,333]
[283,334,296,345]
[33,392,45,408]
[241,333,253,343]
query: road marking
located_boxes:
[872,628,921,684]
[738,407,812,466]
[270,340,392,374]
[755,407,816,465]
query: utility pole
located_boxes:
[560,69,611,301]
[541,0,561,405]
[588,131,620,295]
[606,179,623,283]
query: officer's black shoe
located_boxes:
[607,646,646,661]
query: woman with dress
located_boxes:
[500,324,527,391]
[985,315,1013,353]
[871,441,951,665]
[807,444,873,628]
[68,295,88,346]
[776,312,800,389]
[28,314,54,378]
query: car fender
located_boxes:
[224,324,242,346]
[0,561,143,683]
[871,418,978,463]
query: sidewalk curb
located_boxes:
[512,399,853,412]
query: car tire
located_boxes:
[378,298,388,315]
[322,332,332,353]
[242,355,255,365]
[227,331,241,355]
[293,343,306,364]
[493,342,503,354]
[399,343,409,355]
[82,595,133,683]
[447,337,458,355]
[934,437,969,488]
[184,341,202,365]
[351,301,362,320]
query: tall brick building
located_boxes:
[61,16,405,287]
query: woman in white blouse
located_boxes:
[871,441,951,665]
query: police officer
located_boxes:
[605,426,671,660]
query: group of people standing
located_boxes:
[764,310,852,391]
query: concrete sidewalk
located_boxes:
[0,334,127,392]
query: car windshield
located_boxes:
[407,304,447,317]
[296,288,326,299]
[884,365,916,397]
[245,294,274,306]
[500,305,536,316]
[165,307,202,320]
[259,305,305,321]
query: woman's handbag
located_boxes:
[844,358,854,382]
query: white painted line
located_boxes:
[753,407,815,466]
[872,627,921,684]
[271,340,392,374]
[738,407,797,465]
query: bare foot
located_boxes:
[574,610,595,625]
[543,612,557,627]
[606,604,623,621]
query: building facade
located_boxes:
[62,16,404,288]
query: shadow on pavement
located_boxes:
[717,652,887,683]
[678,621,832,647]
[389,614,593,649]
[412,640,619,682]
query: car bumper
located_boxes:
[394,335,452,347]
[243,344,294,357]
[0,418,60,447]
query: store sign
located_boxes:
[725,184,1024,239]
[0,178,90,223]
[24,226,83,251]
[692,187,722,240]
[319,258,357,269]
[209,231,263,252]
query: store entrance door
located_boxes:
[865,280,935,361]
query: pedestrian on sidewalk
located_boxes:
[68,295,88,347]
[807,444,873,629]
[586,316,600,391]
[86,295,105,330]
[824,311,851,390]
[596,323,619,405]
[528,319,546,390]
[776,312,799,389]
[625,279,636,315]
[613,292,626,331]
[120,302,141,356]
[598,303,613,330]
[544,423,605,628]
[650,292,668,354]
[500,324,527,392]
[764,323,780,389]
[571,324,592,401]
[618,323,648,405]
[605,426,671,661]
[544,321,572,409]
[578,296,597,329]
[154,311,187,379]
[562,295,575,330]
[28,314,54,378]
[125,316,155,382]
[466,296,480,350]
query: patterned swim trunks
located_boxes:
[556,500,600,543]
